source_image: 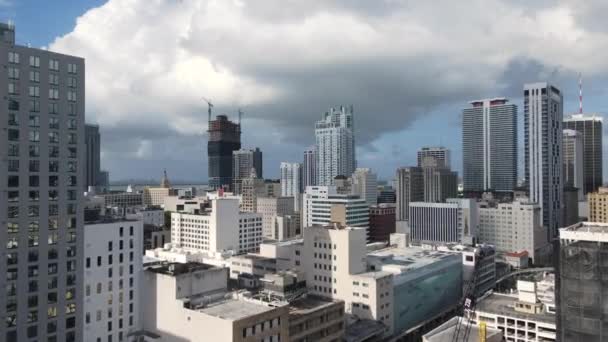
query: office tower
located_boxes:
[369,203,396,242]
[232,147,262,194]
[409,199,478,243]
[463,98,517,195]
[395,167,424,221]
[98,170,109,193]
[241,169,266,212]
[208,115,241,190]
[85,124,100,190]
[420,156,458,202]
[171,198,263,254]
[315,106,355,186]
[564,114,603,194]
[562,129,584,200]
[1,23,85,342]
[477,199,550,264]
[377,188,396,204]
[351,168,378,206]
[589,187,608,222]
[558,222,608,341]
[83,219,143,341]
[562,186,580,226]
[303,147,316,189]
[524,83,563,236]
[280,162,302,211]
[417,146,450,169]
[302,186,369,233]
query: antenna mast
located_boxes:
[203,97,214,123]
[579,73,583,114]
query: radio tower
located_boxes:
[579,73,583,114]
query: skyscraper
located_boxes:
[562,129,584,201]
[419,154,458,203]
[417,146,450,169]
[302,147,316,190]
[463,98,517,195]
[280,162,302,211]
[395,167,424,222]
[524,83,563,236]
[1,23,85,341]
[563,114,603,194]
[232,147,262,194]
[315,106,355,186]
[208,115,241,190]
[85,124,100,190]
[351,168,378,206]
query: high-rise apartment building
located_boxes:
[208,115,241,190]
[562,129,584,201]
[315,106,355,186]
[85,123,100,190]
[409,199,477,244]
[558,222,608,341]
[395,167,424,222]
[563,114,603,194]
[463,98,517,195]
[232,147,262,194]
[83,219,143,342]
[417,146,450,169]
[280,162,302,211]
[351,167,378,206]
[1,23,85,342]
[303,147,317,190]
[524,83,563,236]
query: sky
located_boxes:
[5,0,608,183]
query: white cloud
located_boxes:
[47,0,608,179]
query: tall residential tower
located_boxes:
[1,23,85,342]
[302,147,317,190]
[462,98,517,196]
[524,83,563,236]
[315,106,355,186]
[84,124,100,190]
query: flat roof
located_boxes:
[233,254,276,262]
[261,238,304,247]
[368,245,459,272]
[476,293,555,324]
[198,297,276,321]
[288,296,342,318]
[560,222,608,242]
[85,217,140,225]
[424,316,502,342]
[343,319,386,342]
[147,262,219,276]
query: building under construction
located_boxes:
[558,222,608,341]
[208,115,241,190]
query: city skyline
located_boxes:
[5,0,608,181]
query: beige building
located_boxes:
[257,196,295,239]
[141,262,289,342]
[588,187,608,222]
[143,170,178,206]
[288,296,345,342]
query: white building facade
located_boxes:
[409,199,478,243]
[315,106,356,186]
[171,198,263,254]
[83,219,144,342]
[302,186,369,233]
[280,162,302,211]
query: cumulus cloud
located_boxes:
[48,0,608,180]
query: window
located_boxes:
[68,63,77,74]
[8,81,18,94]
[68,133,77,144]
[30,70,40,83]
[8,144,19,157]
[67,76,77,88]
[49,102,58,114]
[29,56,40,68]
[29,100,39,112]
[49,59,59,70]
[8,175,19,187]
[29,175,39,187]
[29,130,40,142]
[29,145,40,157]
[29,85,40,97]
[49,161,59,172]
[49,117,59,129]
[8,159,19,172]
[67,118,77,130]
[29,114,40,127]
[49,88,59,100]
[8,51,20,64]
[49,132,59,143]
[68,147,77,158]
[8,67,19,79]
[8,128,19,141]
[49,146,59,158]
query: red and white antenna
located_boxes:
[579,73,583,114]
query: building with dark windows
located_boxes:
[563,114,603,195]
[462,98,517,196]
[369,203,396,242]
[1,22,85,342]
[558,222,608,341]
[232,147,262,194]
[85,123,100,190]
[208,114,241,190]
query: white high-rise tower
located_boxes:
[315,106,355,186]
[524,82,563,237]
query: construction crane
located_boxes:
[450,258,480,342]
[202,97,213,123]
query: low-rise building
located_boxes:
[409,198,477,244]
[83,218,144,342]
[288,296,345,342]
[141,262,289,342]
[99,192,144,207]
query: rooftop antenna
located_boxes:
[578,73,583,114]
[238,108,243,125]
[202,97,213,123]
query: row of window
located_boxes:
[6,316,77,341]
[7,175,78,188]
[86,250,136,268]
[6,232,76,249]
[8,83,78,100]
[9,98,78,116]
[8,144,78,159]
[85,278,135,297]
[8,113,77,129]
[8,129,78,144]
[9,51,78,73]
[8,68,77,86]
